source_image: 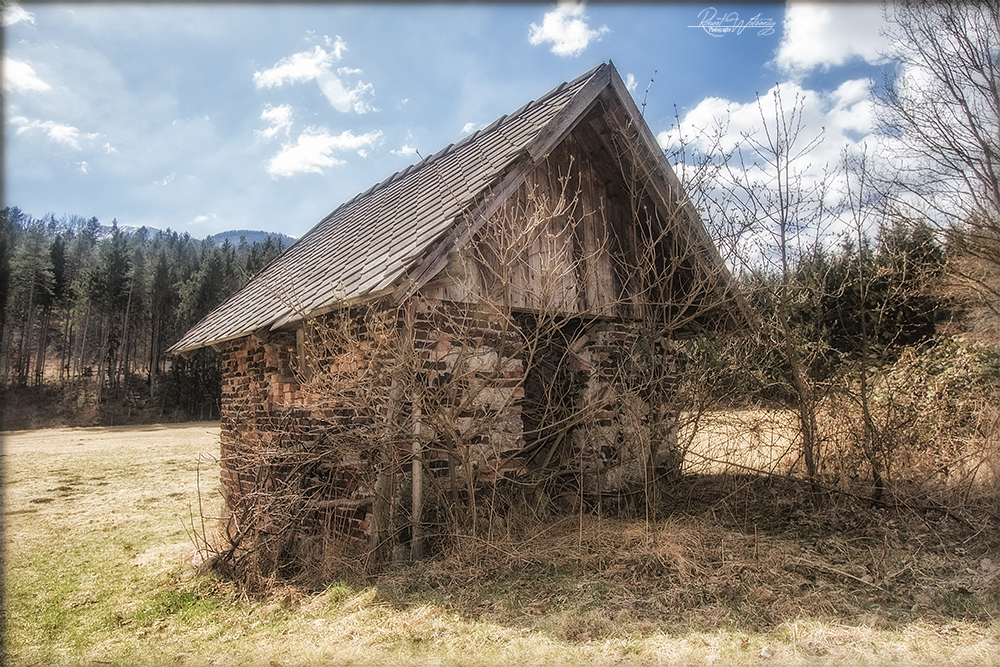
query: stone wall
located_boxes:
[568,321,680,504]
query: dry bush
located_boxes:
[678,330,1000,522]
[818,340,1000,513]
[197,407,374,594]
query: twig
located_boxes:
[792,556,886,591]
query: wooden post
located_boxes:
[411,398,424,560]
[296,327,312,381]
[373,379,402,566]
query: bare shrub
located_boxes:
[822,339,1000,511]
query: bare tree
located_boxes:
[719,87,831,485]
[836,144,893,500]
[874,1,1000,298]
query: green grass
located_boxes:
[5,422,1000,666]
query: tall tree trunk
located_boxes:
[33,307,51,386]
[96,317,109,404]
[854,227,885,502]
[781,309,819,484]
[60,309,72,383]
[18,273,37,386]
[149,313,160,398]
[115,277,134,394]
[76,306,90,382]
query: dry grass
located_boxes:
[4,422,1000,666]
[682,409,801,475]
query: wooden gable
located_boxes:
[419,83,742,332]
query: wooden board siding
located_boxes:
[421,118,698,323]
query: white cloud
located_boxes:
[2,2,34,26]
[254,41,376,114]
[267,128,383,177]
[659,79,877,159]
[103,142,118,154]
[826,78,873,135]
[256,103,294,141]
[774,2,889,76]
[657,79,882,229]
[528,1,609,58]
[461,122,484,135]
[78,161,89,174]
[13,118,84,149]
[391,144,418,157]
[624,73,637,93]
[253,45,336,88]
[3,57,51,93]
[323,34,347,58]
[317,71,377,114]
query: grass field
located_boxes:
[4,421,1000,666]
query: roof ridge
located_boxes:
[314,63,608,230]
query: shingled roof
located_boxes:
[169,62,739,356]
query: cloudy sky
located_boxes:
[3,2,890,239]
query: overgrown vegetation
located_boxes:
[207,130,736,590]
[654,1,1000,515]
[4,4,999,662]
[196,3,1000,594]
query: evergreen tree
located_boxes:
[0,206,291,417]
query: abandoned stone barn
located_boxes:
[170,62,746,565]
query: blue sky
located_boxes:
[3,2,891,239]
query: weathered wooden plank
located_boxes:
[391,154,535,302]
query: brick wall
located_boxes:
[216,298,680,557]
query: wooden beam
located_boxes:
[306,497,374,510]
[524,64,610,163]
[411,398,424,560]
[392,161,532,302]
